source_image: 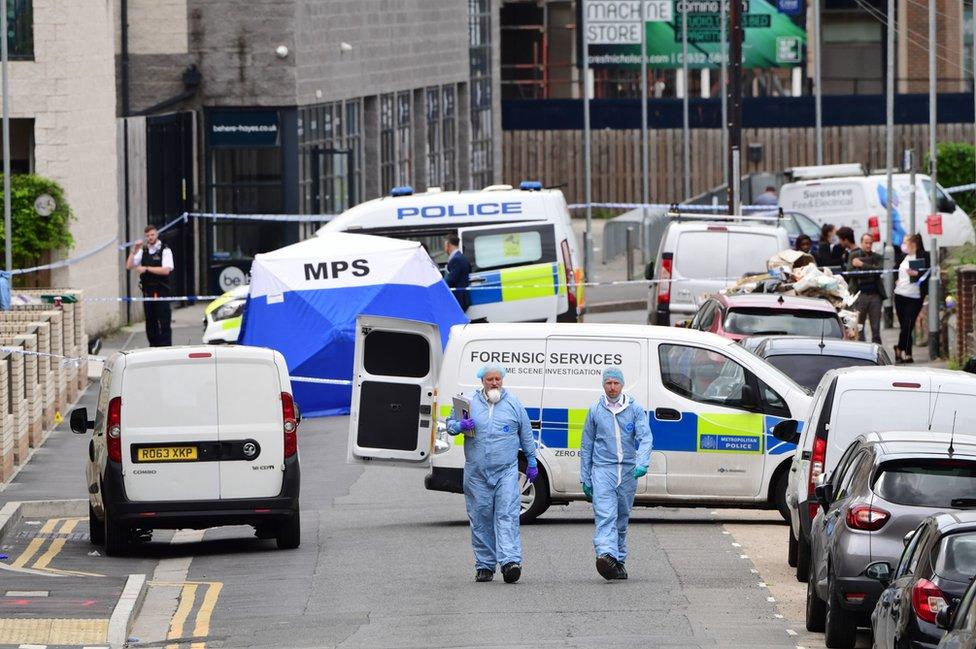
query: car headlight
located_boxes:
[213,299,245,322]
[434,422,452,455]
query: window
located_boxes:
[833,450,867,501]
[759,380,790,418]
[472,231,542,269]
[380,94,396,193]
[896,522,928,578]
[934,533,976,584]
[7,0,32,60]
[659,344,750,409]
[726,233,782,277]
[692,301,716,331]
[396,92,412,187]
[765,354,878,392]
[469,0,494,187]
[873,459,976,509]
[363,331,430,378]
[442,85,457,190]
[298,100,360,227]
[426,88,442,188]
[723,308,844,338]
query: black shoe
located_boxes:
[475,568,494,582]
[614,562,628,580]
[596,553,619,581]
[501,562,522,583]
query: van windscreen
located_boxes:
[873,459,976,508]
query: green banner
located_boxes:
[586,0,806,69]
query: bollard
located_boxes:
[626,227,636,281]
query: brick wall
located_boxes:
[6,0,122,334]
[958,265,976,362]
[898,0,965,94]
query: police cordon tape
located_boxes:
[0,345,355,386]
[567,202,773,212]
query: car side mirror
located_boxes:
[866,561,892,586]
[936,603,956,630]
[772,419,800,445]
[645,262,655,281]
[814,483,833,511]
[70,407,94,435]
[938,196,957,213]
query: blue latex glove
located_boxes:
[582,483,593,501]
[632,465,648,479]
[459,418,475,431]
[525,466,539,483]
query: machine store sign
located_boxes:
[582,0,807,69]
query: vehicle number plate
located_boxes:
[136,446,198,462]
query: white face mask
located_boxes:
[486,388,502,404]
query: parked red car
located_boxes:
[687,293,845,342]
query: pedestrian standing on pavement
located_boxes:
[846,233,885,344]
[893,234,929,364]
[836,226,857,266]
[443,234,471,312]
[125,224,174,347]
[754,186,778,206]
[446,363,537,584]
[579,367,652,581]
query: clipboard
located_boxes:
[453,395,474,437]
[908,258,926,283]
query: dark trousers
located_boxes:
[855,292,883,344]
[894,293,924,355]
[143,297,172,347]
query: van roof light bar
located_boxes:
[519,180,543,191]
[786,163,866,180]
[390,186,414,197]
[665,207,787,223]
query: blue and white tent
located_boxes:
[239,232,467,417]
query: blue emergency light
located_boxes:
[390,186,414,197]
[519,180,543,191]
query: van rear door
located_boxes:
[347,315,442,465]
[670,229,728,322]
[121,350,220,502]
[457,222,564,323]
[214,347,284,499]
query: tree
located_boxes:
[0,174,74,271]
[925,143,976,216]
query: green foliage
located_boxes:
[0,174,74,269]
[925,142,976,215]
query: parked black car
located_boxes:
[744,336,891,392]
[937,568,976,649]
[871,511,976,649]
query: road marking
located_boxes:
[33,519,80,570]
[191,581,223,649]
[11,519,59,568]
[5,591,49,597]
[8,517,102,577]
[731,542,741,547]
[0,618,109,644]
[166,583,198,645]
[786,629,798,636]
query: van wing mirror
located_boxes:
[645,262,655,281]
[70,407,93,435]
[938,195,957,213]
[814,483,833,511]
[772,419,800,445]
[865,561,892,585]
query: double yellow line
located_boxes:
[152,580,223,649]
[10,517,104,577]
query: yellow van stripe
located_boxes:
[500,263,557,302]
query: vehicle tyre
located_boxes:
[88,503,104,546]
[806,574,826,632]
[276,509,301,550]
[518,460,551,524]
[824,572,857,649]
[787,525,798,568]
[102,507,128,557]
[773,471,790,522]
[796,532,811,583]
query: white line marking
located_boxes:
[750,569,759,574]
[731,542,742,547]
[767,596,776,602]
[774,613,784,619]
[740,554,749,559]
[757,582,767,588]
[5,590,49,596]
[786,629,798,636]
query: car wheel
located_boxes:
[806,574,826,632]
[796,532,811,582]
[88,504,105,546]
[825,572,857,649]
[773,471,790,522]
[788,525,798,568]
[276,509,301,550]
[102,507,128,557]
[518,461,551,524]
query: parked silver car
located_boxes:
[805,432,976,649]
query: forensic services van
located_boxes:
[346,317,812,521]
[318,182,583,323]
[778,165,976,249]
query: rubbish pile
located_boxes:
[721,249,861,338]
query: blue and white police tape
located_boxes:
[567,202,774,212]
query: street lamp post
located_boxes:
[2,0,11,274]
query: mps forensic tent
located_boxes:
[239,232,467,416]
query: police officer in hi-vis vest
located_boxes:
[126,224,174,346]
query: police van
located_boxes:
[346,317,812,521]
[318,183,583,323]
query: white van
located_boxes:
[771,366,976,582]
[72,345,302,555]
[647,219,791,326]
[319,183,583,323]
[779,171,975,249]
[346,317,811,521]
